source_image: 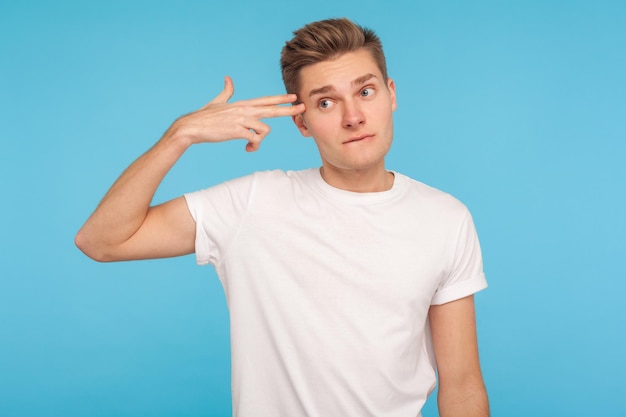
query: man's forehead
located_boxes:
[298,50,382,96]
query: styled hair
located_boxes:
[280,18,388,98]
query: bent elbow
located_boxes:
[74,229,114,263]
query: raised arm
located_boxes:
[429,295,490,417]
[75,77,305,262]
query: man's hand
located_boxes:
[169,76,306,152]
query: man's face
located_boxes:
[293,48,397,176]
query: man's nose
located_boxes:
[342,100,365,128]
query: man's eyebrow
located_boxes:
[353,73,377,87]
[308,85,335,98]
[308,73,379,98]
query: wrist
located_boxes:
[162,119,194,151]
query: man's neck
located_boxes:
[319,165,395,193]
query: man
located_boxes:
[76,18,489,417]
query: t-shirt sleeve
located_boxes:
[183,174,256,266]
[431,209,487,305]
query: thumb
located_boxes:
[205,76,234,107]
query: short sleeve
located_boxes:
[431,209,487,305]
[183,174,256,266]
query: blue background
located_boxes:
[1,1,625,416]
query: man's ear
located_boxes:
[292,113,311,137]
[388,78,398,112]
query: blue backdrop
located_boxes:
[1,1,624,416]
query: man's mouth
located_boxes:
[343,134,372,144]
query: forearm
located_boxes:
[438,376,489,417]
[75,126,190,260]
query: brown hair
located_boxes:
[280,18,388,98]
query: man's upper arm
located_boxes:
[429,295,489,416]
[111,196,196,261]
[429,295,482,383]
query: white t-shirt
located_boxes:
[184,168,487,417]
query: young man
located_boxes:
[76,18,489,417]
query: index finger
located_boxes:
[253,102,306,120]
[239,93,300,107]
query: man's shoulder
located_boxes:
[394,171,469,214]
[249,168,319,187]
[227,168,313,181]
[203,168,312,188]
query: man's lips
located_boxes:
[343,134,373,144]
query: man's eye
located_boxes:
[319,99,333,109]
[361,88,374,97]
